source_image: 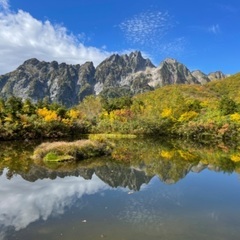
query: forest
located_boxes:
[0,73,240,143]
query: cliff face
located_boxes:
[0,52,226,106]
[94,51,155,95]
[147,58,199,87]
[208,71,227,81]
[191,70,210,84]
[0,59,96,106]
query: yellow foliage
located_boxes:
[109,111,116,123]
[68,109,81,119]
[106,109,133,123]
[37,108,58,122]
[230,113,240,123]
[37,107,49,117]
[99,110,109,122]
[178,111,198,122]
[4,115,13,122]
[160,150,174,159]
[44,112,58,122]
[200,100,210,108]
[62,118,71,125]
[19,114,31,128]
[161,108,172,118]
[230,154,240,162]
[200,159,209,165]
[178,150,196,161]
[101,110,109,117]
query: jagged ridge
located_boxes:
[0,51,226,106]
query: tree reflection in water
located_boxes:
[0,138,240,239]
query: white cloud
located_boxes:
[119,10,172,47]
[208,24,221,34]
[0,9,111,74]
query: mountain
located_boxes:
[94,51,155,96]
[20,161,153,191]
[135,58,199,88]
[208,71,227,81]
[0,51,226,106]
[191,70,227,84]
[0,58,96,106]
[191,70,210,84]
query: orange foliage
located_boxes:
[109,109,134,123]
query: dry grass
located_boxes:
[32,139,113,162]
[89,133,137,141]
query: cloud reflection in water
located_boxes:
[0,170,108,231]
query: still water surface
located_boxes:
[0,139,240,240]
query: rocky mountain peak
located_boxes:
[151,58,199,86]
[80,61,94,71]
[129,51,155,72]
[208,71,226,81]
[94,51,155,94]
[0,51,228,106]
[129,50,141,57]
[50,60,59,70]
[191,70,210,84]
[22,58,40,66]
[163,58,178,64]
[108,54,121,62]
[128,51,145,63]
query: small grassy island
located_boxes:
[32,139,114,162]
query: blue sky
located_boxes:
[0,0,239,75]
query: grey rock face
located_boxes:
[94,51,155,94]
[21,162,152,191]
[208,71,226,81]
[191,70,226,84]
[191,70,210,84]
[0,58,95,106]
[148,58,199,87]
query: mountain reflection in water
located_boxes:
[0,138,240,240]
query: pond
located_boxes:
[0,138,240,240]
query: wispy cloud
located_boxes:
[219,4,239,13]
[0,0,9,10]
[188,24,221,35]
[208,24,221,34]
[119,10,172,46]
[159,37,186,56]
[0,7,111,74]
[119,9,186,60]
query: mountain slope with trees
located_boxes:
[82,73,240,142]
